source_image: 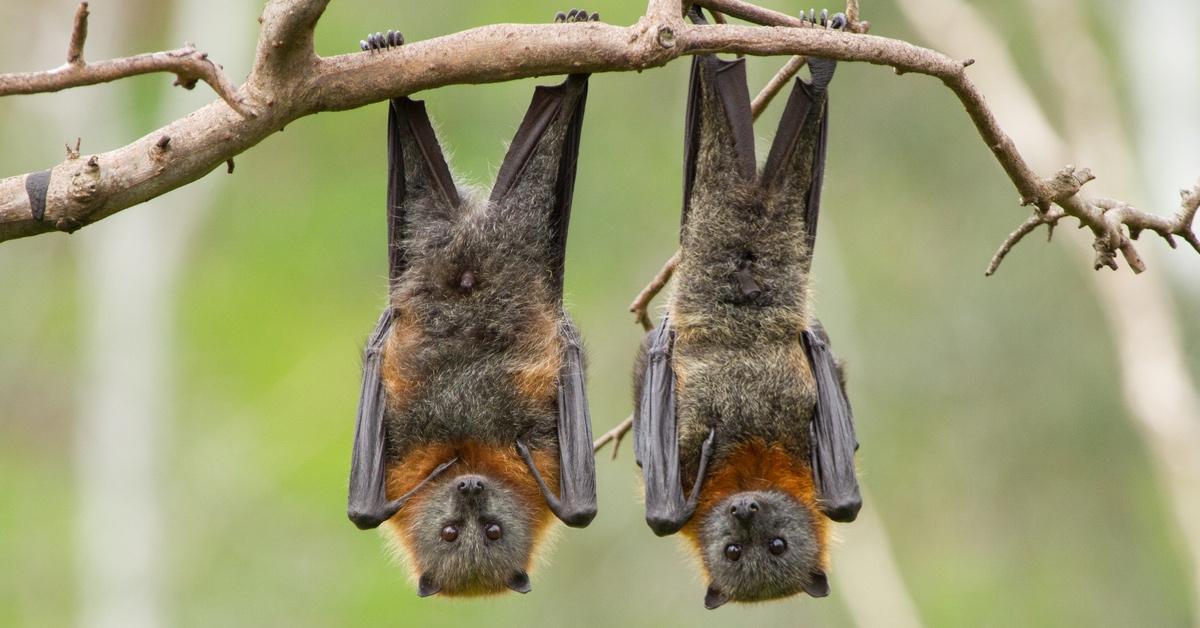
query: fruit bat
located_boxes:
[632,7,861,609]
[346,16,598,597]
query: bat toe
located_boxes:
[553,8,599,23]
[359,28,404,52]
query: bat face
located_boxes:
[697,490,828,609]
[392,470,544,597]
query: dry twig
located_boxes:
[592,415,635,459]
[629,251,681,331]
[0,2,249,116]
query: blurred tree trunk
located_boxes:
[71,1,251,626]
[896,0,1200,623]
[63,2,165,625]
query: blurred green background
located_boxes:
[2,0,1198,626]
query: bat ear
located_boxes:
[802,570,831,598]
[704,584,730,610]
[416,572,442,598]
[489,74,589,295]
[386,97,461,279]
[681,53,756,231]
[506,570,532,594]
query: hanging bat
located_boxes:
[347,11,598,598]
[633,7,860,609]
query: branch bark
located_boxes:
[0,0,1195,276]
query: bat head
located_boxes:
[401,471,542,597]
[696,489,828,609]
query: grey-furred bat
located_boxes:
[347,9,600,599]
[632,6,861,610]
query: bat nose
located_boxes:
[456,476,485,495]
[730,496,759,523]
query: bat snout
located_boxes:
[730,496,760,523]
[455,475,486,496]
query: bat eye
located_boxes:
[484,523,503,541]
[768,537,788,555]
[724,544,742,561]
[440,525,459,542]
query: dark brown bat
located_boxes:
[347,10,598,598]
[633,7,861,610]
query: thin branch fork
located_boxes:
[593,415,634,458]
[0,1,250,116]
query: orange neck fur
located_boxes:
[680,440,829,569]
[385,441,559,573]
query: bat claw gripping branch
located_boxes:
[554,8,601,23]
[801,9,847,90]
[360,29,404,53]
[799,8,847,30]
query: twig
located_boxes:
[629,251,680,330]
[0,4,250,116]
[593,415,634,459]
[67,2,89,64]
[843,0,868,32]
[750,55,806,117]
[699,0,868,33]
[985,206,1066,276]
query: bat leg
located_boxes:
[515,439,595,527]
[802,11,846,90]
[683,428,717,507]
[554,8,600,23]
[359,29,405,53]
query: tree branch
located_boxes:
[629,251,680,331]
[0,3,249,116]
[67,2,89,64]
[750,54,806,113]
[0,0,1195,276]
[593,415,634,459]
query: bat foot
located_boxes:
[553,8,600,23]
[799,9,847,30]
[799,9,846,90]
[359,29,404,53]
